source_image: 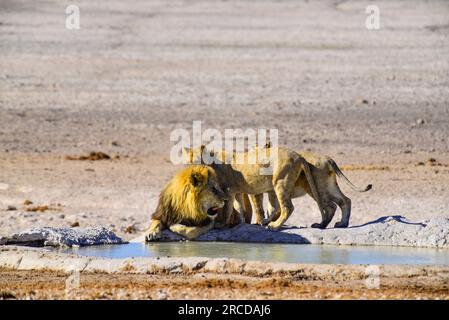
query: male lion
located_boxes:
[183,145,324,230]
[145,165,228,241]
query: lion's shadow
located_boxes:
[156,223,311,244]
[348,215,427,228]
[205,223,311,244]
[279,215,427,230]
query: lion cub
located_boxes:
[183,145,324,231]
[252,149,373,229]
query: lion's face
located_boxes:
[152,165,229,226]
[190,167,228,218]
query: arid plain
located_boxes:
[0,0,449,299]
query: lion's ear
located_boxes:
[190,172,204,187]
[182,147,193,163]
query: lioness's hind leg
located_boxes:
[328,181,351,228]
[145,219,164,242]
[311,201,337,229]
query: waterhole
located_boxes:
[56,242,449,265]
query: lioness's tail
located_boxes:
[327,159,372,192]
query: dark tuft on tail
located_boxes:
[328,159,373,193]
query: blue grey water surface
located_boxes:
[56,242,449,265]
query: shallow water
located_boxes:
[57,242,449,265]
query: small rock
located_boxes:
[6,205,17,211]
[124,225,137,234]
[25,205,55,212]
[70,221,80,227]
[1,226,124,247]
[416,118,425,125]
[23,200,33,205]
[356,98,369,105]
[427,158,437,166]
[65,152,111,161]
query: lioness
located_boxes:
[253,150,373,229]
[183,145,324,230]
[145,165,228,241]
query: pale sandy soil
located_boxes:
[1,0,449,242]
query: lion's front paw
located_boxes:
[334,221,348,228]
[267,222,281,231]
[145,230,162,242]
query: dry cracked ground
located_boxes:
[0,0,449,299]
